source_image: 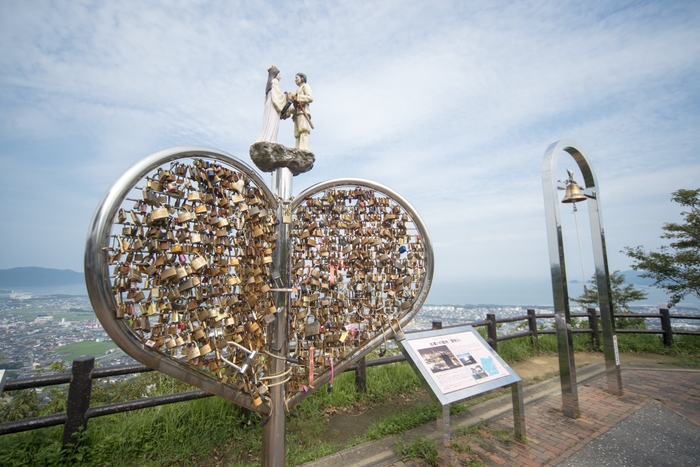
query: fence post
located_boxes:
[660,308,673,347]
[486,313,498,352]
[432,321,442,330]
[587,308,600,349]
[62,356,95,446]
[527,309,539,348]
[355,356,367,392]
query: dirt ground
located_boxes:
[510,352,681,384]
[324,352,683,447]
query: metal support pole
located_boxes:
[587,175,623,396]
[437,404,451,466]
[542,141,579,417]
[554,312,579,417]
[511,381,526,442]
[262,167,292,467]
[63,356,94,446]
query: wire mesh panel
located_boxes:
[286,180,433,404]
[86,147,279,412]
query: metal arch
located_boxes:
[542,139,622,418]
[84,146,276,413]
[285,178,435,408]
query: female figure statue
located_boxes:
[256,66,288,143]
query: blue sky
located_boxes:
[1,1,699,304]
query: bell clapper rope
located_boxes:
[572,202,589,300]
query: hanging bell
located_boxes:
[561,183,587,204]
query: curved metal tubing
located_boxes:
[287,178,435,408]
[85,146,276,413]
[542,139,622,416]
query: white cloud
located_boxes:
[0,0,699,306]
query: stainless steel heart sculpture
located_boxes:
[85,146,433,413]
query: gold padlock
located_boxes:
[191,256,208,270]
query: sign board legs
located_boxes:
[437,404,452,466]
[511,381,526,442]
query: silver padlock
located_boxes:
[392,321,406,342]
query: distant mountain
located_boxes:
[0,267,85,287]
[620,270,656,286]
[568,270,656,287]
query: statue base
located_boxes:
[249,142,315,176]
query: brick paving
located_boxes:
[394,368,700,466]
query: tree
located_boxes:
[623,188,700,307]
[572,270,648,329]
[0,389,40,423]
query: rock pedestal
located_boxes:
[249,142,315,176]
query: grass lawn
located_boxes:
[4,307,96,322]
[51,310,96,322]
[54,341,117,361]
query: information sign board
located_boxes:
[401,325,521,406]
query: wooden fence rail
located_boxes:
[1,307,697,444]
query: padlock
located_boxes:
[199,342,212,355]
[251,389,262,407]
[304,316,321,338]
[186,343,200,360]
[191,256,208,271]
[246,321,261,335]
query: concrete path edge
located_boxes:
[302,363,612,467]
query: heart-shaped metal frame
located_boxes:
[86,146,277,413]
[85,146,433,413]
[285,179,433,407]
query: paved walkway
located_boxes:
[304,363,700,467]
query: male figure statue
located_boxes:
[289,73,313,150]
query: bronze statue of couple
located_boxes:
[255,66,313,151]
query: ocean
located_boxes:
[424,278,696,308]
[4,277,696,308]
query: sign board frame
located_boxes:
[401,325,521,405]
[400,325,525,464]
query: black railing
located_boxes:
[0,356,213,443]
[1,307,697,444]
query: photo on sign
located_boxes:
[456,352,476,366]
[418,345,462,373]
[470,365,489,380]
